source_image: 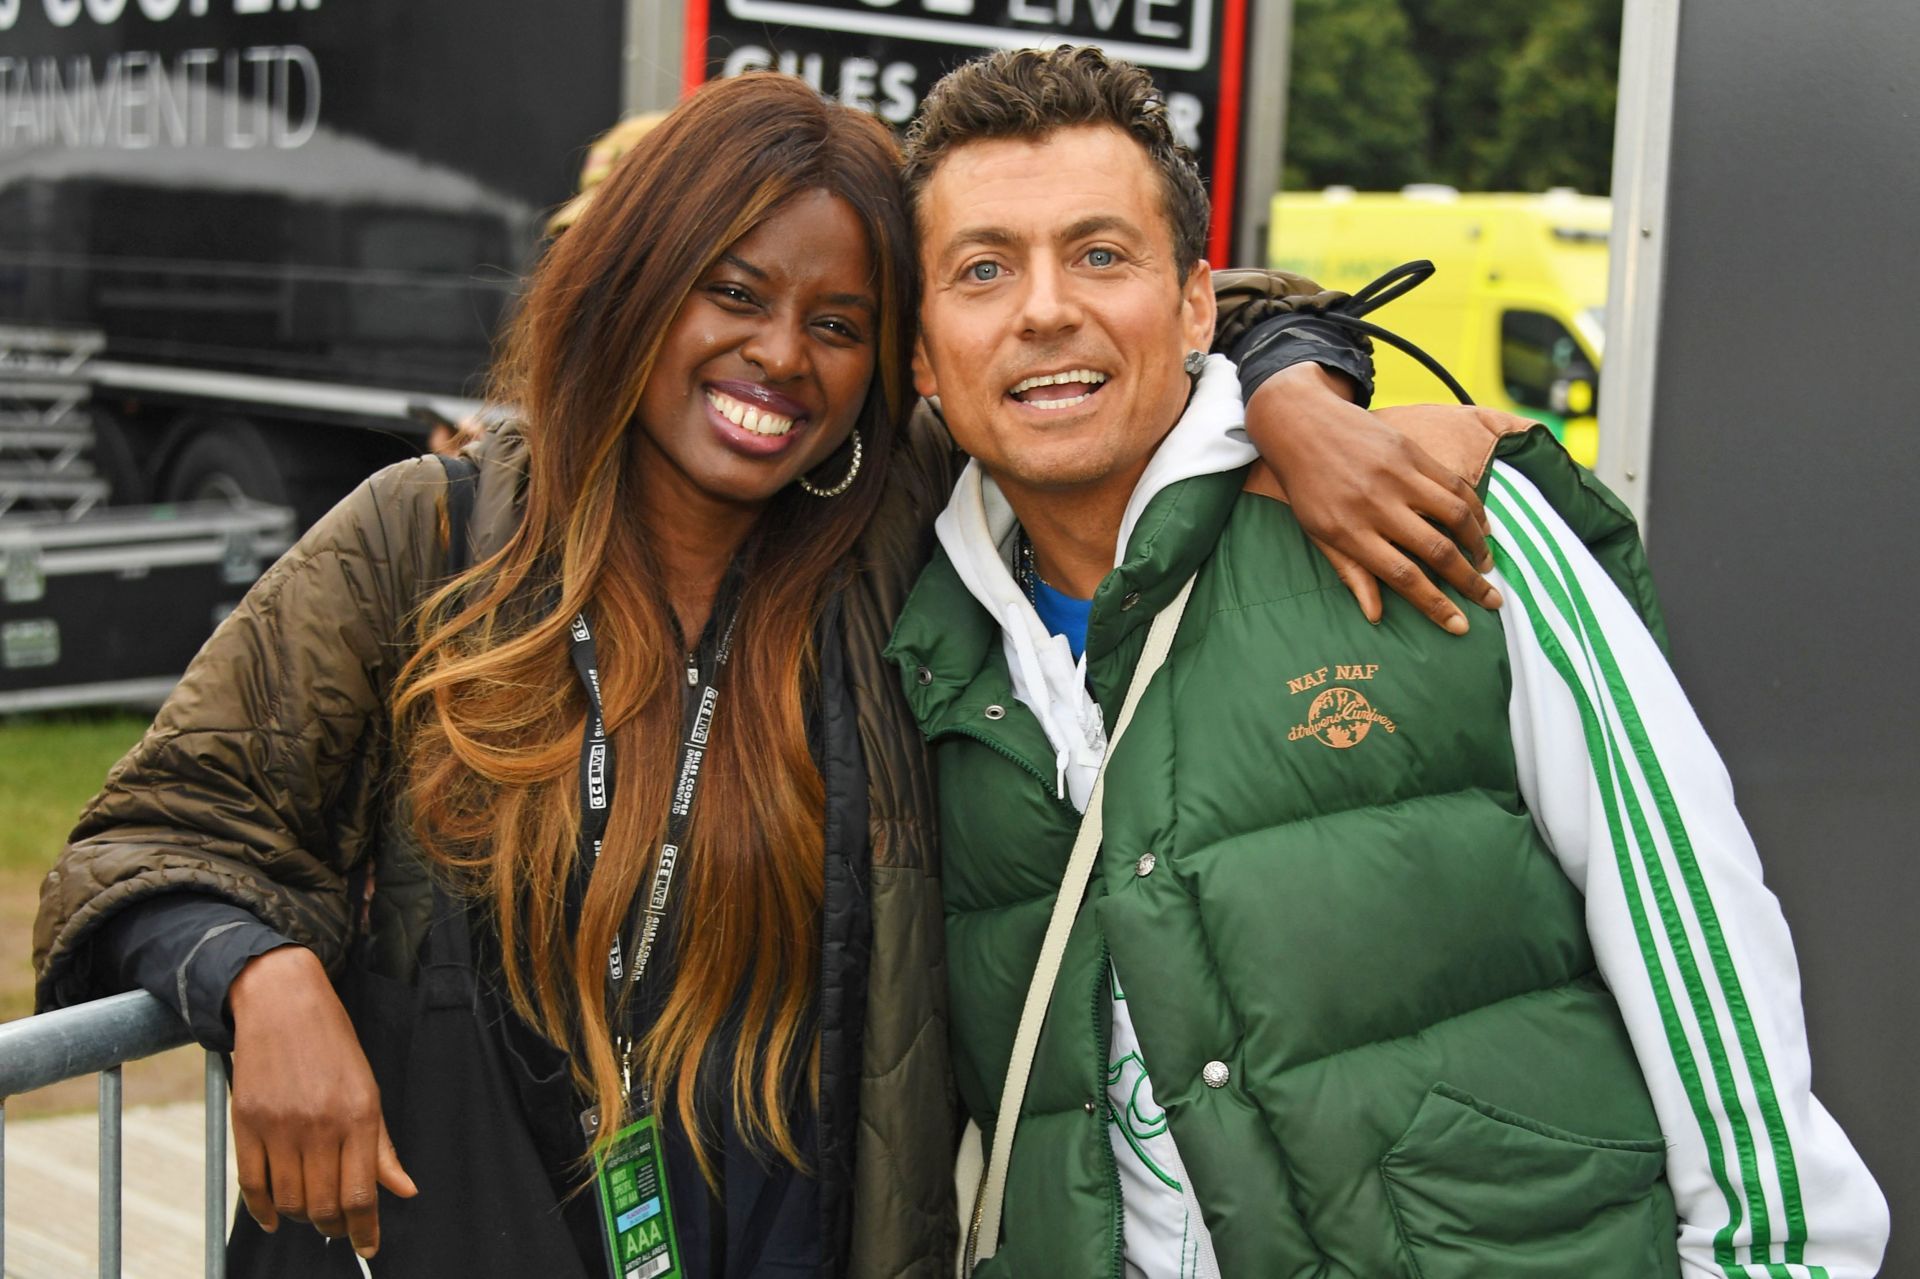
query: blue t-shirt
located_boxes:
[1032,576,1093,660]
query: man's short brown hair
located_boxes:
[902,45,1211,279]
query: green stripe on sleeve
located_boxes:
[1487,525,1747,1278]
[1491,469,1813,1269]
[1491,482,1780,1269]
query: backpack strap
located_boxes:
[419,453,483,991]
[965,573,1198,1271]
[436,453,481,576]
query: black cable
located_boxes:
[1341,258,1438,317]
[1320,260,1479,408]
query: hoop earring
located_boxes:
[797,429,862,499]
[1184,350,1207,377]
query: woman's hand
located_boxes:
[228,946,417,1259]
[1242,363,1503,634]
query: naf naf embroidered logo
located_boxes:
[1285,663,1398,750]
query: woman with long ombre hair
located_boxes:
[390,73,918,1271]
[37,74,944,1278]
[33,65,1510,1279]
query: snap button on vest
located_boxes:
[1202,1060,1230,1088]
[1083,1099,1097,1114]
[916,666,933,686]
[1121,590,1142,610]
[1135,852,1156,877]
[983,704,1006,720]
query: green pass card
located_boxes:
[595,1112,681,1279]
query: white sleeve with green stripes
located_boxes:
[1486,462,1888,1279]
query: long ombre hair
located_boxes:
[392,75,915,1179]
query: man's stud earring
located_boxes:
[1184,350,1207,377]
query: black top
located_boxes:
[95,895,291,1051]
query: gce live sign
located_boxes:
[720,0,1212,72]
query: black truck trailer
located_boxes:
[0,0,631,709]
[0,0,628,524]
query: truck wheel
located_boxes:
[162,421,290,508]
[88,411,150,506]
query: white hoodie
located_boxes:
[932,353,1250,811]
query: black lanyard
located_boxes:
[568,597,740,1095]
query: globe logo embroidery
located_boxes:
[1289,685,1397,749]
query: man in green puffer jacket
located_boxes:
[887,46,1886,1278]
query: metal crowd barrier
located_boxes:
[0,990,227,1278]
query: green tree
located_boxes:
[1399,0,1537,185]
[1475,0,1623,191]
[1282,0,1622,194]
[1282,0,1433,190]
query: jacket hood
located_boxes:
[926,354,1251,809]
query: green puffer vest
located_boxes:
[887,428,1682,1279]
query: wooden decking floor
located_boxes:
[2,1100,233,1278]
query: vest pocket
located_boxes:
[1379,1082,1670,1278]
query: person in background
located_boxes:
[412,403,483,458]
[408,118,662,465]
[545,111,670,239]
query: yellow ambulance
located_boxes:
[1267,187,1610,466]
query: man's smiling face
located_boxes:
[911,124,1215,511]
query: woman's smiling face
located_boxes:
[632,188,879,514]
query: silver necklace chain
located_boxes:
[1014,526,1041,607]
